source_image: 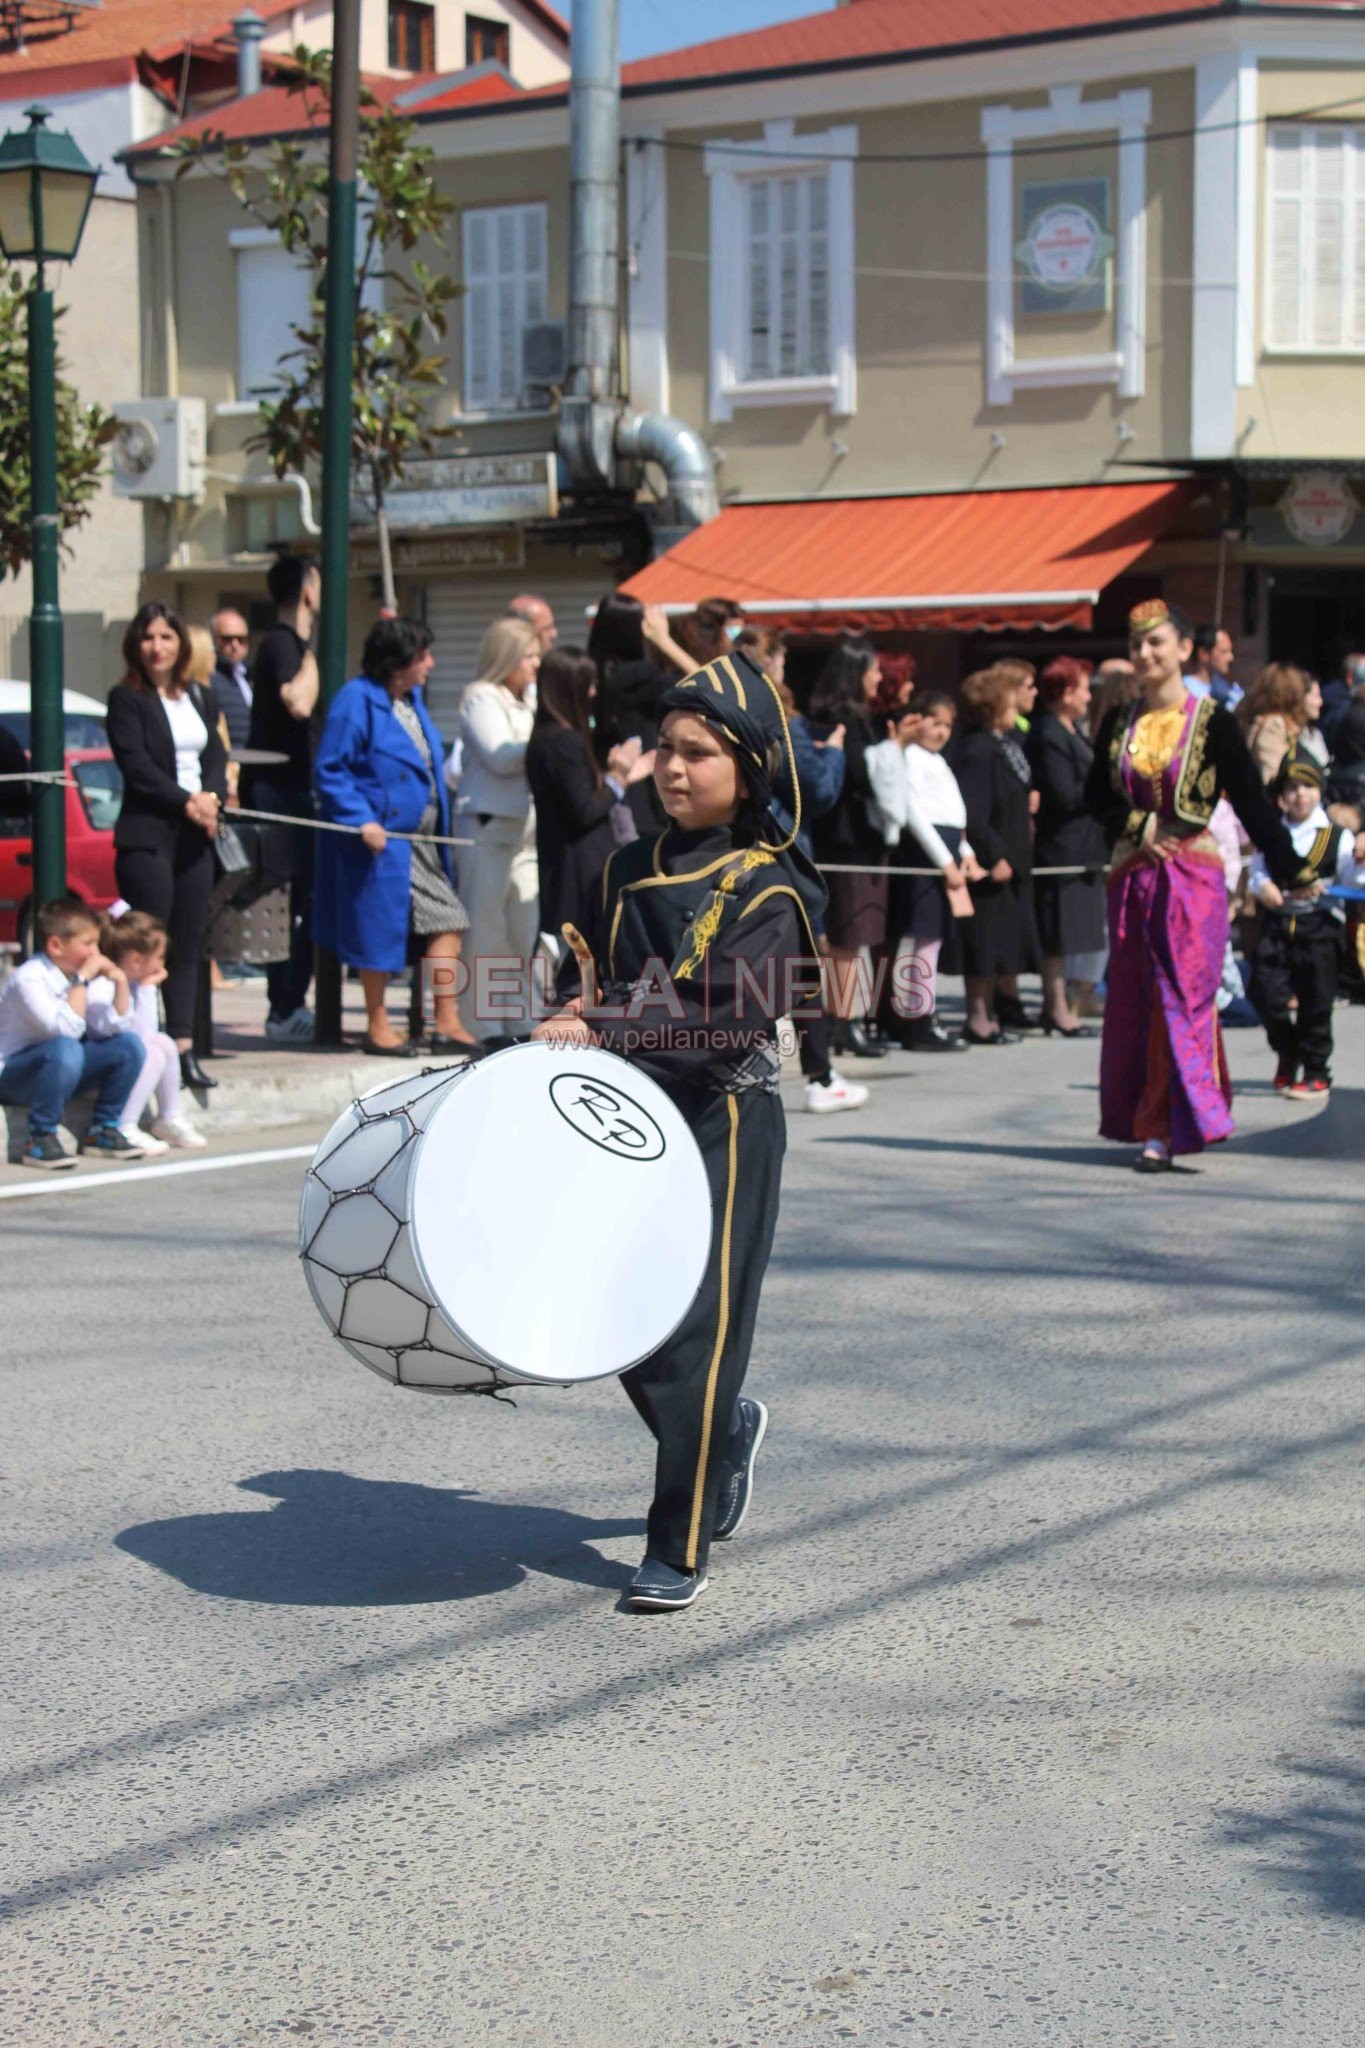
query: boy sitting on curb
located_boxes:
[0,897,146,1169]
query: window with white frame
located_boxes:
[462,202,548,413]
[233,231,314,399]
[706,119,856,421]
[745,171,832,382]
[1265,124,1365,351]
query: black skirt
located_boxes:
[960,871,1033,977]
[889,826,961,946]
[1034,869,1107,957]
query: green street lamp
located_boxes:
[0,106,99,910]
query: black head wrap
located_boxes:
[656,650,828,925]
[1275,740,1325,794]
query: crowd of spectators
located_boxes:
[5,568,1365,1166]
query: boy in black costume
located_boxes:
[534,650,826,1611]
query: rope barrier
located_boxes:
[230,805,475,850]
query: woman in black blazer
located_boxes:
[1026,658,1107,1037]
[106,602,228,1087]
[525,649,640,946]
[949,665,1034,1045]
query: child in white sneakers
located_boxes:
[89,911,207,1149]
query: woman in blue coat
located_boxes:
[314,617,475,1056]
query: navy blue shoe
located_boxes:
[713,1397,768,1543]
[628,1557,708,1611]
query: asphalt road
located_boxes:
[3,1012,1364,2047]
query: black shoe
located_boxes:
[1134,1143,1174,1173]
[907,1018,971,1053]
[842,1019,890,1060]
[179,1051,218,1090]
[1040,1014,1099,1039]
[21,1132,76,1171]
[81,1125,144,1162]
[478,1034,525,1054]
[713,1398,768,1543]
[628,1558,709,1611]
[994,994,1038,1031]
[960,1025,1021,1046]
[361,1034,419,1058]
[428,1033,479,1058]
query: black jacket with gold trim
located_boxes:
[1085,696,1308,887]
[557,824,821,1095]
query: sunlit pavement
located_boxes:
[2,1008,1363,2046]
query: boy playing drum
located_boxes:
[534,651,826,1610]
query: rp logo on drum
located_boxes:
[549,1074,666,1162]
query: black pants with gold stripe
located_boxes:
[620,1087,786,1576]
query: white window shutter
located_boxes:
[237,243,313,398]
[1266,128,1304,347]
[1311,128,1346,348]
[462,203,548,413]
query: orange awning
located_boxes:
[619,481,1190,635]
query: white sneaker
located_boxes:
[804,1069,870,1114]
[150,1114,208,1149]
[120,1124,169,1156]
[265,1005,315,1043]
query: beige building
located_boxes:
[0,0,567,696]
[123,0,1365,721]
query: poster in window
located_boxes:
[1016,178,1114,317]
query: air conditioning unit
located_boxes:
[523,322,567,391]
[110,398,207,501]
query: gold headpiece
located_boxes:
[1128,598,1173,633]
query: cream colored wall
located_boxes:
[1238,62,1365,460]
[0,196,146,694]
[661,69,1195,500]
[433,145,570,422]
[260,1,568,85]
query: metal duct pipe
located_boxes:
[614,411,719,533]
[558,0,620,487]
[232,9,265,97]
[558,0,717,538]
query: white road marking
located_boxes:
[0,1144,316,1202]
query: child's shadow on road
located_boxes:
[115,1468,641,1606]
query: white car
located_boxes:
[0,680,108,752]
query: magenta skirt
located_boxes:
[1099,841,1233,1156]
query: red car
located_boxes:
[0,747,122,952]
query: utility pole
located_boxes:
[312,0,361,1046]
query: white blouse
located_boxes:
[903,746,970,871]
[161,689,209,794]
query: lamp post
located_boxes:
[0,105,98,910]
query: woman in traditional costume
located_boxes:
[1086,599,1310,1172]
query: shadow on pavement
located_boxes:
[1232,1085,1365,1160]
[812,1133,1142,1171]
[114,1468,641,1606]
[1223,1686,1365,1920]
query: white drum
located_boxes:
[299,1043,713,1393]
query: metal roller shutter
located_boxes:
[416,570,602,738]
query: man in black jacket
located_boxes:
[245,555,320,1042]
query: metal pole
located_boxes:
[312,0,361,1045]
[27,258,66,909]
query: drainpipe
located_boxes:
[558,0,620,490]
[232,9,265,96]
[557,0,717,540]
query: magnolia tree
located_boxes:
[0,267,115,577]
[177,51,460,610]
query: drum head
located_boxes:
[408,1044,712,1384]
